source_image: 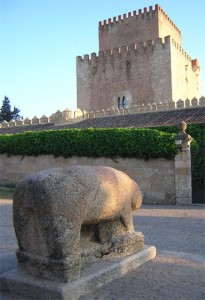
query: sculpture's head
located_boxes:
[131,180,142,211]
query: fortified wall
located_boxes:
[0,97,204,129]
[77,4,201,112]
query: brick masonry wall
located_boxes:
[0,154,175,205]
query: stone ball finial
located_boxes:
[175,121,192,151]
[177,121,187,132]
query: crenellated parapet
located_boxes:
[77,36,172,64]
[156,5,181,35]
[0,97,204,129]
[98,5,157,27]
[171,39,198,64]
[98,4,181,52]
[77,34,200,66]
[99,4,180,36]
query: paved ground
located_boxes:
[0,199,205,299]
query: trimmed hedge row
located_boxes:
[0,128,177,160]
[0,125,203,187]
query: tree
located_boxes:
[0,96,22,122]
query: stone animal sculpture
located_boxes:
[13,166,143,282]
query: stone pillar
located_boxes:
[175,121,193,205]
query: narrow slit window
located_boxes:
[122,96,126,109]
[118,97,122,109]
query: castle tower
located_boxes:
[99,4,181,51]
[77,4,201,112]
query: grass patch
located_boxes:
[0,185,15,199]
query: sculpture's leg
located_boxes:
[15,207,82,282]
[120,210,135,233]
[96,204,143,258]
[42,218,82,282]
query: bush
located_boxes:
[152,124,205,188]
[1,125,203,188]
[0,128,177,160]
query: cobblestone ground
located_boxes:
[0,200,205,299]
[0,200,17,255]
[80,205,205,300]
[133,205,205,256]
[81,255,205,300]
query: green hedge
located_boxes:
[0,128,177,160]
[152,124,205,187]
[0,125,203,187]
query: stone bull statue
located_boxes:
[13,166,144,282]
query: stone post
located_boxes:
[175,121,193,205]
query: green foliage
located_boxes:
[187,124,205,188]
[0,96,22,122]
[152,124,205,188]
[0,185,15,199]
[0,124,203,188]
[0,128,177,160]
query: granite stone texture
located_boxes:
[13,166,143,282]
[0,246,156,300]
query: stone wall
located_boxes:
[0,154,175,205]
[171,40,201,101]
[157,5,181,46]
[77,38,201,113]
[77,37,172,112]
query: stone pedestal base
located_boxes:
[175,145,192,205]
[0,245,156,300]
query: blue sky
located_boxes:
[0,0,204,119]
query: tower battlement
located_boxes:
[77,36,197,67]
[98,5,156,26]
[171,39,191,61]
[171,39,200,72]
[99,4,181,51]
[77,36,172,64]
[99,4,180,36]
[156,5,180,34]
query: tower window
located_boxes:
[122,96,126,109]
[118,97,122,109]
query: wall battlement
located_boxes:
[1,97,204,130]
[171,39,191,62]
[77,36,172,64]
[98,5,157,26]
[156,4,181,35]
[171,39,200,69]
